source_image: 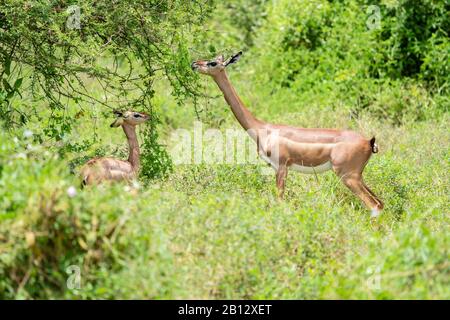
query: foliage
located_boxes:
[221,0,268,47]
[248,0,449,125]
[0,0,449,299]
[140,117,173,182]
[370,0,449,86]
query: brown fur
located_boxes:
[80,111,149,186]
[192,54,384,212]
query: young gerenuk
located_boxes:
[80,110,149,186]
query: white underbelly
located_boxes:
[291,161,332,174]
[259,154,332,174]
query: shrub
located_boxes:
[246,0,448,124]
[0,130,157,298]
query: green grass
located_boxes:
[1,108,448,299]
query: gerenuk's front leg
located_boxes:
[276,165,288,199]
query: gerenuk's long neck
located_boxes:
[213,71,264,134]
[122,124,140,171]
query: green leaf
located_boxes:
[4,58,11,76]
[6,91,14,99]
[2,79,12,92]
[208,44,216,54]
[14,78,23,90]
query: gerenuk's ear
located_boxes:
[113,110,123,117]
[225,51,242,67]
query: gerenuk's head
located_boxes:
[191,51,242,76]
[110,110,150,128]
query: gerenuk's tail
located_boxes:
[370,137,378,153]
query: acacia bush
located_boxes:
[0,0,215,178]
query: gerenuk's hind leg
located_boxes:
[332,142,383,217]
[334,168,383,217]
[342,174,381,213]
[361,180,384,214]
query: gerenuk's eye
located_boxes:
[208,62,217,67]
[134,114,141,118]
